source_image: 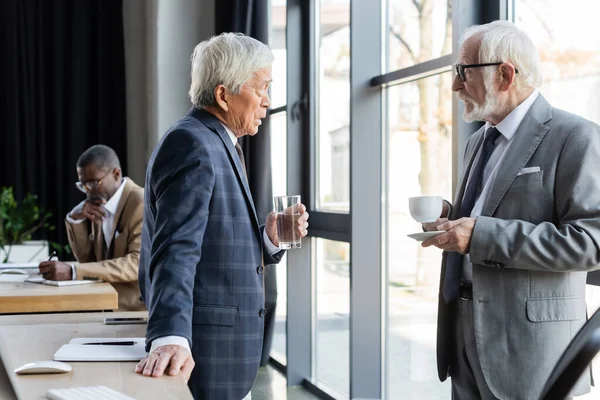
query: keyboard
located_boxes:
[46,385,136,400]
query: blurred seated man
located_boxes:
[38,145,145,311]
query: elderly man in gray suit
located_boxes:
[422,21,600,400]
[135,33,309,399]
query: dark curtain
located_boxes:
[0,0,127,259]
[215,0,278,366]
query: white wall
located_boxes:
[123,0,215,184]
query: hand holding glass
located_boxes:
[273,195,302,249]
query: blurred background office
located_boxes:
[2,0,600,399]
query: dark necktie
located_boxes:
[235,142,248,181]
[442,127,502,302]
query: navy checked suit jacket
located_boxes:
[139,108,284,399]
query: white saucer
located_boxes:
[407,231,445,241]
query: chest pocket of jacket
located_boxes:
[500,170,551,223]
[510,170,543,188]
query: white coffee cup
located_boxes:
[408,196,443,223]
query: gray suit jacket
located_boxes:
[437,95,600,400]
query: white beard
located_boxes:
[460,76,500,123]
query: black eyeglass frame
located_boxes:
[453,62,519,82]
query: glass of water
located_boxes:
[273,195,302,249]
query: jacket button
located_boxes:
[257,265,264,274]
[259,308,266,317]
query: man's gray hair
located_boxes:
[77,145,121,171]
[461,20,542,90]
[188,32,274,109]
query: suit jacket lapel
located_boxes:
[189,108,260,227]
[481,95,552,216]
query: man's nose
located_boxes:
[262,92,271,108]
[451,74,463,92]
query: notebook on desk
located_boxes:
[0,274,29,283]
[0,262,39,269]
[53,337,147,362]
[0,269,29,282]
[25,277,103,286]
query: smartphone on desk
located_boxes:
[104,317,148,325]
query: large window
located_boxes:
[385,72,453,400]
[384,0,453,397]
[386,0,452,72]
[316,0,350,213]
[513,0,600,124]
[270,0,287,110]
[273,0,600,398]
[269,0,288,364]
[315,238,350,395]
[311,0,351,396]
[270,112,288,362]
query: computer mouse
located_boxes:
[0,269,28,275]
[14,360,72,375]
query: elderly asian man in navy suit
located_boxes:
[136,33,309,400]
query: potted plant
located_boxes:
[0,187,65,263]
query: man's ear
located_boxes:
[499,63,517,91]
[214,85,230,112]
[113,168,122,181]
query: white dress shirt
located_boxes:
[66,178,128,279]
[462,90,539,281]
[151,123,279,367]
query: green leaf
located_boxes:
[0,187,57,246]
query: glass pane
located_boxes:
[269,0,287,363]
[315,238,350,395]
[514,0,600,124]
[271,253,288,363]
[386,0,452,73]
[270,111,288,362]
[270,0,287,109]
[386,72,453,399]
[316,0,350,212]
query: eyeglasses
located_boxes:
[453,62,519,82]
[75,170,112,193]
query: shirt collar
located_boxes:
[485,90,539,141]
[104,178,127,215]
[220,123,238,145]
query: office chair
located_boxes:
[539,307,600,400]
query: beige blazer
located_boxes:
[65,178,146,311]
